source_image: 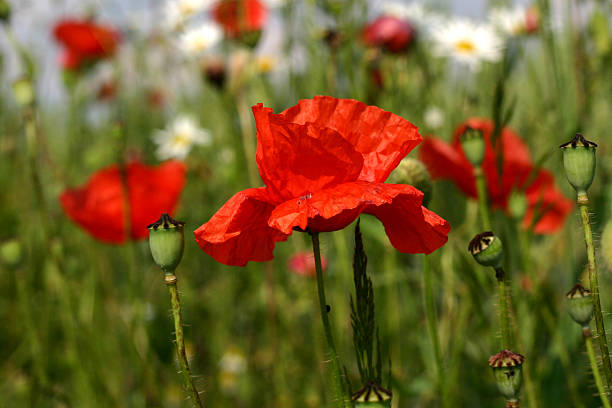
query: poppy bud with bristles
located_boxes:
[147,213,185,273]
[560,133,597,197]
[351,381,392,407]
[460,127,485,167]
[468,231,504,269]
[488,350,524,401]
[567,284,593,328]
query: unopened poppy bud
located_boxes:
[460,127,485,167]
[468,231,503,268]
[387,158,433,206]
[567,284,593,328]
[560,133,597,196]
[0,239,23,270]
[351,381,392,407]
[488,350,524,401]
[0,0,10,23]
[147,213,185,273]
[508,190,527,221]
[12,77,35,107]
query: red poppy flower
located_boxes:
[194,96,450,266]
[288,251,327,277]
[54,20,120,70]
[212,0,267,38]
[60,161,186,243]
[525,7,540,34]
[418,118,572,234]
[363,16,414,53]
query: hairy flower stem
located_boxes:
[474,167,492,230]
[495,267,511,350]
[422,255,445,401]
[578,193,612,387]
[164,273,204,408]
[311,232,346,408]
[584,328,612,408]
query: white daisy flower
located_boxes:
[153,115,211,160]
[489,6,529,36]
[431,19,504,71]
[179,23,223,56]
[165,0,211,28]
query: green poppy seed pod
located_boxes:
[468,231,504,268]
[147,213,185,273]
[488,350,524,401]
[460,127,486,167]
[12,77,35,107]
[508,190,527,221]
[387,158,433,206]
[560,134,597,196]
[0,239,23,270]
[567,284,593,328]
[351,382,392,407]
[0,0,10,22]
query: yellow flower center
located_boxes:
[172,133,191,148]
[455,40,476,53]
[256,56,276,73]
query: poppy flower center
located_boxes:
[455,40,476,53]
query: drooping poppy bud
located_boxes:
[567,284,593,328]
[387,158,433,206]
[147,213,185,273]
[460,127,485,167]
[468,231,504,268]
[488,350,524,401]
[560,133,597,197]
[12,77,35,107]
[351,381,392,407]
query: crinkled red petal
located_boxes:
[277,96,421,183]
[54,20,119,56]
[253,103,364,201]
[194,188,289,266]
[268,181,449,254]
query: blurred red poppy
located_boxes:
[212,0,267,38]
[60,161,186,243]
[54,19,120,70]
[194,96,450,266]
[525,7,540,34]
[363,16,414,53]
[418,118,572,234]
[288,252,327,277]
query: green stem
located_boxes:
[311,232,346,408]
[578,194,612,388]
[475,166,492,230]
[422,255,445,401]
[495,268,511,350]
[165,273,204,408]
[236,92,259,187]
[585,330,612,408]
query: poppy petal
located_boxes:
[523,170,573,234]
[54,20,119,57]
[253,103,364,201]
[194,188,289,266]
[278,96,421,183]
[128,161,187,239]
[60,161,185,244]
[418,137,476,197]
[268,181,449,254]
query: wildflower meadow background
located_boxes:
[1,0,612,407]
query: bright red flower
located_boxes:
[212,0,267,38]
[194,96,450,266]
[418,118,572,234]
[288,251,327,277]
[54,20,120,70]
[60,161,186,243]
[363,16,414,53]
